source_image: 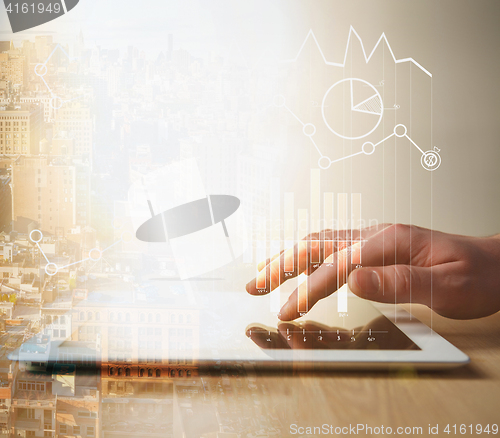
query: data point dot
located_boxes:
[89,248,102,262]
[318,156,331,170]
[303,123,316,137]
[362,142,376,155]
[121,231,133,243]
[29,229,43,243]
[50,96,63,109]
[394,124,407,138]
[34,64,47,77]
[273,95,286,108]
[45,263,58,276]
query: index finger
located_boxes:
[245,229,360,296]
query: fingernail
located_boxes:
[353,269,380,295]
[278,302,290,320]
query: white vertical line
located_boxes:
[337,194,348,313]
[270,178,280,313]
[60,0,68,13]
[256,216,267,290]
[323,192,334,260]
[351,193,361,264]
[297,209,308,313]
[310,169,320,263]
[284,193,294,272]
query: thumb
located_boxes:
[347,265,436,307]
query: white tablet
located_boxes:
[11,267,468,372]
[185,278,469,370]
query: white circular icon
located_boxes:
[322,78,384,140]
[421,150,441,171]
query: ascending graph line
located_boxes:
[29,229,132,276]
[35,242,50,264]
[34,44,83,110]
[283,27,432,78]
[278,99,442,171]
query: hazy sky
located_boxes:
[0,0,292,58]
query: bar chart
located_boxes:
[247,169,364,314]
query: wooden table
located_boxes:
[244,306,500,437]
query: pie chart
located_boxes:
[321,78,384,140]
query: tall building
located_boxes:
[0,168,11,233]
[51,132,75,155]
[11,156,91,236]
[0,103,43,154]
[0,94,54,123]
[35,36,53,62]
[54,101,93,157]
[0,52,26,87]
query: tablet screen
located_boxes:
[245,314,420,351]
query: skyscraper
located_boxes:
[53,101,93,158]
[0,52,26,87]
[0,103,43,155]
[11,156,91,236]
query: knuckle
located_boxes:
[390,223,410,236]
[394,265,413,294]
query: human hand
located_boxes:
[245,224,500,320]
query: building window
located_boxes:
[139,368,145,377]
[73,425,80,434]
[156,369,161,377]
[77,411,97,419]
[125,368,131,377]
[148,369,153,377]
[87,426,95,437]
[59,424,67,433]
[109,367,115,376]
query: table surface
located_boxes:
[244,305,500,435]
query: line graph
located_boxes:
[284,27,432,78]
[274,95,441,171]
[277,27,441,171]
[29,229,132,276]
[34,44,82,110]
